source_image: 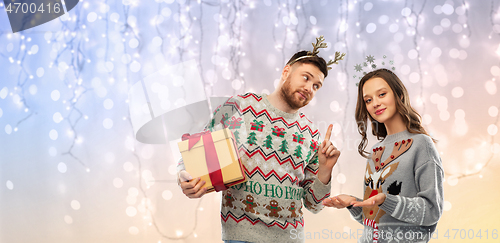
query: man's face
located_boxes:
[280,63,325,110]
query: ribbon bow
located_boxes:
[181,130,228,192]
[182,131,211,150]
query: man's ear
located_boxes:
[281,65,291,81]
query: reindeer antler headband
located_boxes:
[288,35,346,70]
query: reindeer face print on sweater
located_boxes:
[363,138,413,223]
[363,162,399,222]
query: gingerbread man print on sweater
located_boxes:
[287,201,299,218]
[241,194,260,214]
[264,199,284,218]
[363,138,413,223]
[223,190,237,209]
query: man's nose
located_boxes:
[304,83,313,93]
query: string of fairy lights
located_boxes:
[148,1,202,240]
[353,0,497,184]
[1,0,499,241]
[441,0,500,182]
[335,0,349,194]
[443,0,500,181]
[272,0,312,67]
[118,1,183,240]
[402,0,426,114]
[56,10,91,171]
[2,28,34,133]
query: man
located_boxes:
[177,36,344,242]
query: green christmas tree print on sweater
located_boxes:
[293,145,303,159]
[305,150,312,162]
[247,132,257,146]
[263,135,273,149]
[278,139,289,153]
[234,130,241,144]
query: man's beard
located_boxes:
[280,78,310,110]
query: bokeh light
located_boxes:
[1,1,499,242]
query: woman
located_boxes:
[323,69,444,243]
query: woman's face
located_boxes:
[362,77,399,125]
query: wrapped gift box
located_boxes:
[178,128,246,193]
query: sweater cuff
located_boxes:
[379,193,400,216]
[176,158,185,172]
[311,176,332,200]
[348,206,363,217]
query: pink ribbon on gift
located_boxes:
[182,131,228,192]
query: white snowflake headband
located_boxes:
[353,55,396,84]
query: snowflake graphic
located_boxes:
[407,198,422,213]
[262,162,270,171]
[353,55,396,75]
[246,159,254,167]
[354,64,363,72]
[404,215,418,223]
[276,166,286,175]
[366,55,375,63]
